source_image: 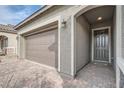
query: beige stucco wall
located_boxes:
[0,32,17,55]
[17,6,81,34]
[17,5,89,76]
[75,15,90,72]
[17,5,120,77]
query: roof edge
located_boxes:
[0,31,17,34]
[14,5,54,30]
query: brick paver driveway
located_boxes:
[0,56,116,88]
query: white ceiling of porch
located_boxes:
[83,6,115,24]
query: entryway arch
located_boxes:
[73,5,116,75]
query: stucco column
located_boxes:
[116,5,123,88]
[17,34,25,59]
[116,64,121,87]
[59,15,74,77]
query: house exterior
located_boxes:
[14,5,124,88]
[0,24,17,56]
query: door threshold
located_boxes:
[92,61,112,66]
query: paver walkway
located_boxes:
[0,56,116,88]
[63,62,116,88]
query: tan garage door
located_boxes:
[25,28,58,68]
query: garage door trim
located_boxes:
[23,24,58,37]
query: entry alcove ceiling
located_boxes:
[83,6,115,24]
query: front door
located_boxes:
[92,27,111,62]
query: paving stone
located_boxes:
[0,56,116,88]
[63,62,116,88]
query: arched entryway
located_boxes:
[0,35,8,56]
[73,5,116,87]
[74,5,116,73]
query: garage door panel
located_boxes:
[25,29,58,68]
[26,52,55,58]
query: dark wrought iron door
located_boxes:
[94,29,109,62]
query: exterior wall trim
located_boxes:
[58,17,61,72]
[0,31,17,34]
[18,16,61,34]
[22,24,58,37]
[71,15,75,76]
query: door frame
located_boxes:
[91,26,111,63]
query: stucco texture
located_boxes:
[0,32,17,55]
